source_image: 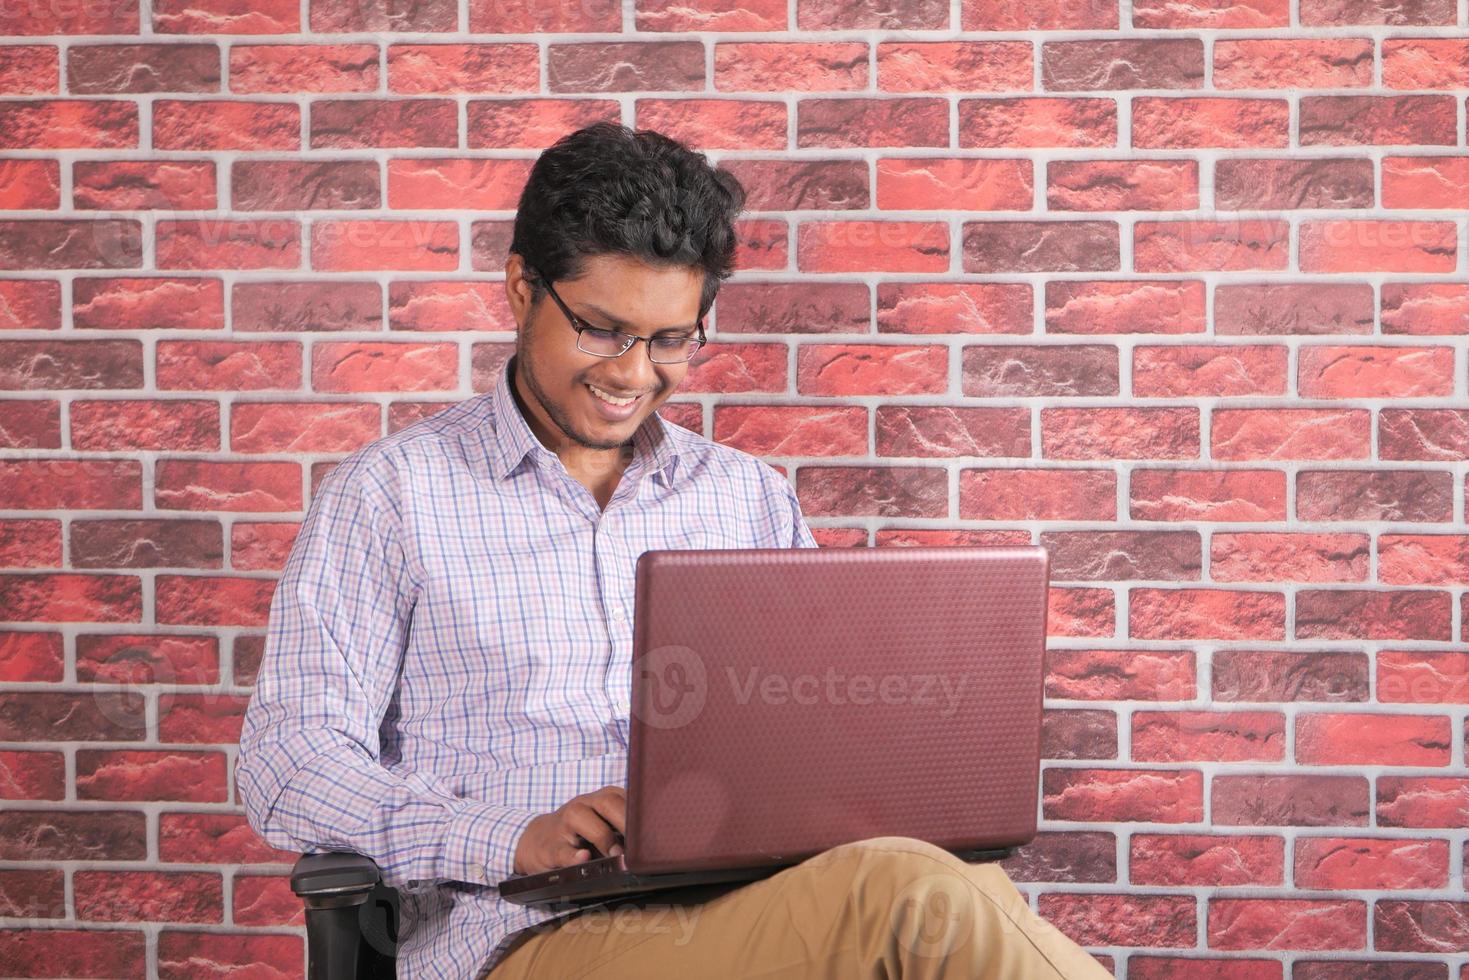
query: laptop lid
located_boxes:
[623,545,1050,876]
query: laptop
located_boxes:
[498,545,1050,910]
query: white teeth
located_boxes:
[588,384,637,407]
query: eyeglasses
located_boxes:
[527,266,707,364]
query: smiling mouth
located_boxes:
[586,383,648,407]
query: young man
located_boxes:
[237,123,1111,979]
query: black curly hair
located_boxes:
[509,122,747,322]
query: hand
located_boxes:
[513,785,626,875]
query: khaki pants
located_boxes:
[483,836,1112,979]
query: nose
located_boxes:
[605,340,663,394]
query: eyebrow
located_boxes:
[577,301,699,336]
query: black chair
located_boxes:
[290,852,402,980]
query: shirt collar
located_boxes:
[487,353,683,487]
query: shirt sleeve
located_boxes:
[236,451,538,890]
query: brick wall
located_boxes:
[2,0,1468,976]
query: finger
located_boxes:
[562,803,619,857]
[588,787,628,835]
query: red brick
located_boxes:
[964,344,1117,397]
[1213,774,1369,827]
[310,98,457,149]
[1300,220,1457,273]
[0,750,64,800]
[1040,528,1199,581]
[1296,712,1451,767]
[0,928,147,978]
[0,47,58,96]
[74,870,223,922]
[1133,344,1286,397]
[1294,836,1449,890]
[1297,469,1452,523]
[391,43,539,94]
[1046,280,1206,335]
[1215,158,1374,210]
[155,575,277,627]
[1131,468,1286,522]
[0,219,142,269]
[1374,900,1469,953]
[1049,588,1118,639]
[876,405,1029,458]
[1133,711,1285,763]
[0,810,146,861]
[1042,406,1198,459]
[236,279,381,332]
[1128,958,1281,980]
[1296,588,1451,642]
[156,218,300,270]
[1213,408,1370,460]
[876,41,1030,92]
[0,458,142,510]
[964,220,1119,272]
[311,219,458,272]
[1215,650,1367,703]
[1134,220,1289,272]
[159,0,298,31]
[1043,767,1204,822]
[877,282,1032,335]
[960,468,1117,521]
[1001,831,1117,884]
[1043,708,1117,760]
[154,459,301,512]
[1042,39,1203,90]
[713,405,866,456]
[0,399,60,449]
[71,399,220,452]
[1132,98,1289,148]
[1384,38,1469,88]
[1038,893,1197,948]
[0,573,142,624]
[876,157,1032,211]
[795,466,948,518]
[230,43,379,93]
[1301,95,1457,146]
[76,632,219,685]
[311,341,457,392]
[233,159,378,212]
[0,868,65,919]
[153,99,297,150]
[1130,588,1285,641]
[230,521,300,571]
[159,812,298,864]
[1134,0,1288,26]
[233,874,304,926]
[1210,532,1370,583]
[0,100,138,148]
[1310,345,1457,399]
[0,519,61,568]
[797,220,949,273]
[1390,431,1469,489]
[1215,39,1373,88]
[73,276,225,331]
[1377,777,1469,829]
[75,160,216,211]
[75,749,227,802]
[959,98,1117,148]
[635,98,787,150]
[466,99,620,149]
[156,930,303,979]
[719,159,868,213]
[231,401,380,453]
[1047,160,1197,211]
[798,0,947,29]
[1301,0,1453,22]
[470,0,617,30]
[1215,282,1374,336]
[797,344,947,395]
[0,279,60,328]
[67,43,217,95]
[679,343,788,394]
[963,0,1118,29]
[1044,648,1195,701]
[715,42,867,91]
[1130,833,1284,886]
[1208,898,1366,950]
[1383,157,1469,211]
[1377,649,1469,703]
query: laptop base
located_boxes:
[499,845,1018,910]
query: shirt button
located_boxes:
[611,607,626,623]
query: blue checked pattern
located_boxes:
[237,354,818,980]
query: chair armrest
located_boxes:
[292,851,381,903]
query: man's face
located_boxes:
[508,252,704,453]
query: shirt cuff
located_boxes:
[442,801,540,886]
